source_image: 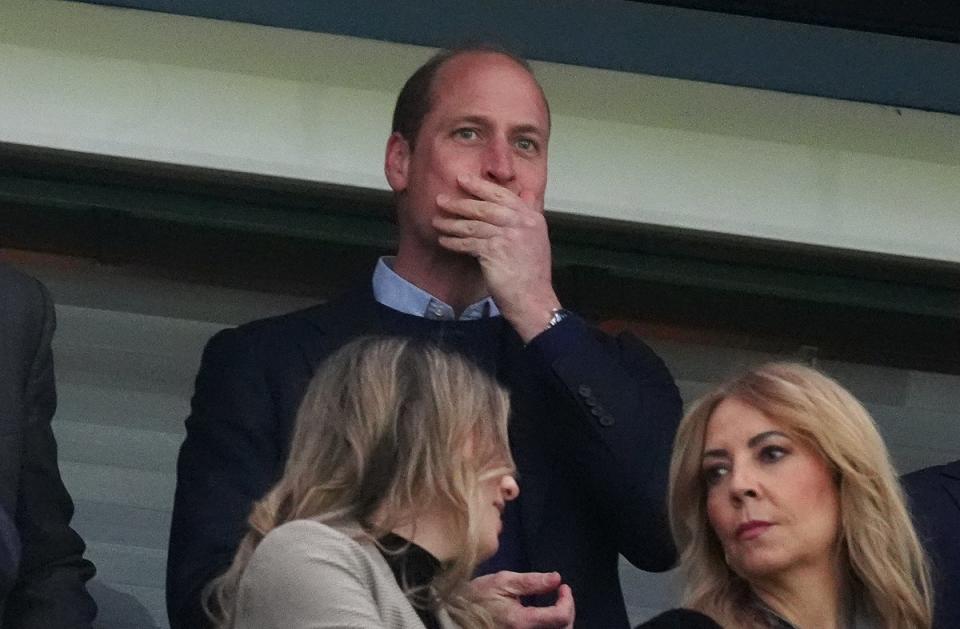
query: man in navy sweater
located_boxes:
[167,46,683,629]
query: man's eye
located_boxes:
[454,128,478,140]
[759,446,788,463]
[702,465,728,487]
[516,137,537,152]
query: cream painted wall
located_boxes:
[2,0,959,263]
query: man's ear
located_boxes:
[384,132,411,193]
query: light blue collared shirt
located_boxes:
[372,257,500,321]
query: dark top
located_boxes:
[636,607,794,628]
[167,285,683,629]
[378,533,442,629]
[636,609,723,628]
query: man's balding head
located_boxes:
[391,45,550,151]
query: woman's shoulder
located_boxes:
[262,518,364,545]
[636,608,724,629]
[247,518,373,575]
[234,520,427,628]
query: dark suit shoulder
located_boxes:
[903,460,960,484]
[0,261,38,291]
[902,460,960,629]
[902,462,939,484]
[193,306,325,404]
[228,302,328,336]
[903,460,960,504]
[0,264,53,400]
[636,609,723,628]
[203,300,335,354]
[191,293,375,431]
[227,286,375,341]
[206,288,380,372]
[0,263,48,326]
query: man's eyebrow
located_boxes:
[512,123,547,136]
[452,115,490,127]
[747,430,789,448]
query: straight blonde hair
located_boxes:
[669,362,932,628]
[206,336,513,628]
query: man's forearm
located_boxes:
[525,318,682,569]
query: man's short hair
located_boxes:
[391,44,546,151]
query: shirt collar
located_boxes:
[372,256,500,321]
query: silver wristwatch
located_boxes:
[546,307,572,330]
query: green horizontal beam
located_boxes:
[1,171,957,321]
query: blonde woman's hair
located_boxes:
[205,336,513,628]
[669,362,932,629]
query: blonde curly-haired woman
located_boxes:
[205,337,528,629]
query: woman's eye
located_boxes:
[759,445,788,463]
[703,465,728,486]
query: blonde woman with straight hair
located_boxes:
[639,362,932,629]
[205,336,522,629]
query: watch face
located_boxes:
[549,308,570,328]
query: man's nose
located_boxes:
[482,137,516,184]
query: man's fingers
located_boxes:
[437,235,483,256]
[437,194,514,225]
[456,173,523,208]
[455,175,544,214]
[432,217,498,239]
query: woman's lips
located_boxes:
[735,520,773,540]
